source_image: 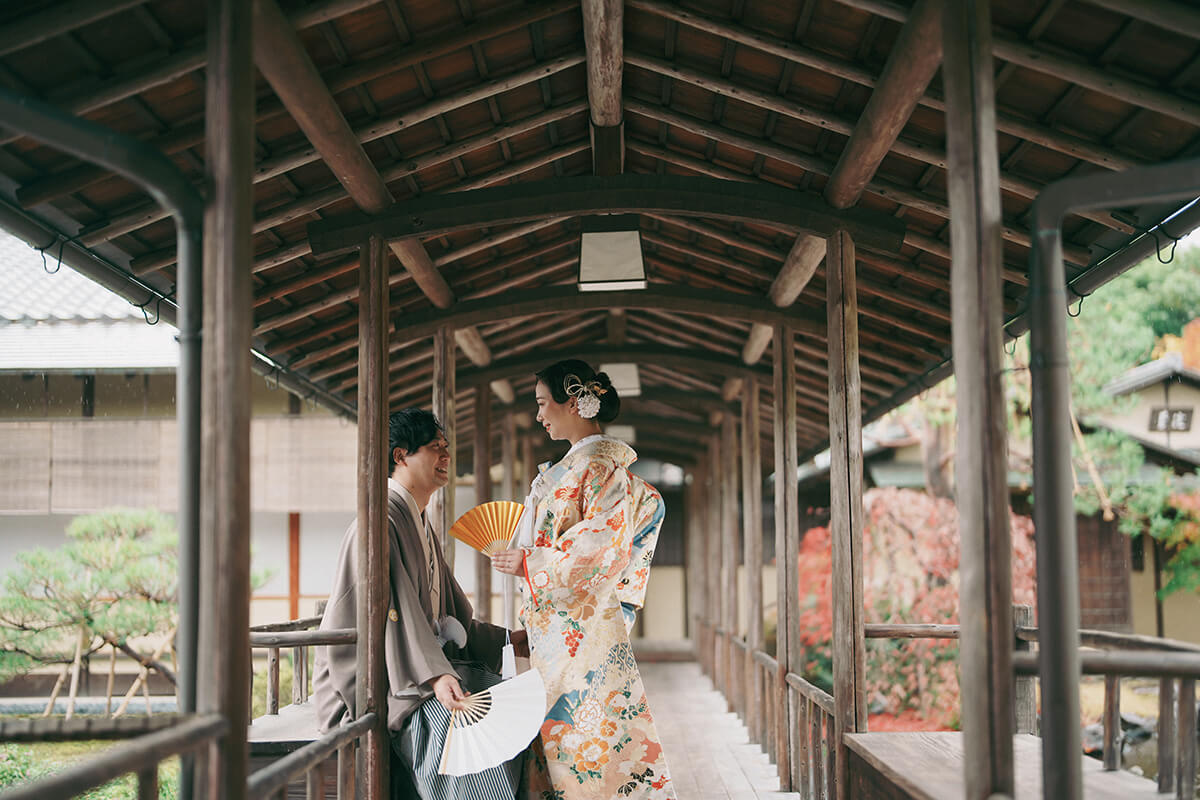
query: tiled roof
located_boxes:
[0,230,178,371]
[0,230,140,322]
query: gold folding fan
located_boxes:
[448,500,525,556]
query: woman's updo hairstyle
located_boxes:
[535,359,621,424]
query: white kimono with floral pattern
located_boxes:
[519,437,674,800]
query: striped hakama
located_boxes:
[391,661,525,800]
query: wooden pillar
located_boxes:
[474,388,492,622]
[720,412,740,707]
[827,228,866,798]
[707,436,722,682]
[772,324,798,789]
[288,513,300,620]
[943,2,1015,797]
[195,0,253,796]
[501,410,516,628]
[356,235,390,796]
[742,378,763,736]
[431,325,456,569]
[685,467,701,644]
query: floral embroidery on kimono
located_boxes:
[520,438,674,800]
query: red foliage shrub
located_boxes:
[795,487,1038,730]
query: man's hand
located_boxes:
[490,548,524,576]
[510,628,530,658]
[431,673,469,711]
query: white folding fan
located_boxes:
[438,667,547,776]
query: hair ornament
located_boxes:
[563,373,607,419]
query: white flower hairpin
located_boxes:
[563,373,607,419]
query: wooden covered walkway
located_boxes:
[644,661,800,800]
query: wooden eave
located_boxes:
[1,0,1198,456]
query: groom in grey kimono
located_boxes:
[313,408,528,799]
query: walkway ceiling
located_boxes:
[1,0,1198,464]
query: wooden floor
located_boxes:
[846,731,1167,799]
[642,661,800,800]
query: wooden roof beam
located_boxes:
[625,53,1131,234]
[583,0,625,176]
[628,0,1138,171]
[1084,0,1200,40]
[0,0,150,58]
[825,0,944,209]
[836,0,1200,127]
[252,0,513,401]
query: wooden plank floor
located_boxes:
[641,661,800,800]
[846,731,1168,799]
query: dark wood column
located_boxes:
[741,377,763,735]
[500,410,516,627]
[943,1,1016,797]
[431,324,456,568]
[707,436,722,682]
[826,228,866,798]
[474,388,492,622]
[356,235,390,796]
[195,0,253,796]
[720,411,739,706]
[772,325,798,789]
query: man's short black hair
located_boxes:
[389,408,444,471]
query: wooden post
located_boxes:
[1013,604,1037,735]
[355,234,390,796]
[430,325,456,569]
[685,467,701,644]
[288,513,300,620]
[474,388,493,622]
[943,2,1015,797]
[1159,678,1177,793]
[772,324,797,789]
[721,412,739,707]
[827,228,866,798]
[707,437,722,683]
[501,410,516,628]
[742,378,763,736]
[1178,678,1196,800]
[195,0,253,795]
[1103,675,1121,770]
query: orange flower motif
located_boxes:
[600,720,618,737]
[554,486,580,501]
[574,737,610,773]
[606,510,625,530]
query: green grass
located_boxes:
[0,740,179,798]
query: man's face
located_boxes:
[396,434,451,492]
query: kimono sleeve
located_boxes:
[522,457,634,609]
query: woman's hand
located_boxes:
[491,548,525,576]
[431,673,469,711]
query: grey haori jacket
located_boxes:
[312,487,509,732]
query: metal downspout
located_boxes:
[0,89,206,800]
[1029,158,1200,800]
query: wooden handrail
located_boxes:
[864,623,960,639]
[1015,625,1200,653]
[249,628,355,647]
[752,648,778,672]
[1013,650,1200,677]
[0,714,227,800]
[786,671,835,715]
[0,714,187,742]
[245,712,376,795]
[250,615,323,632]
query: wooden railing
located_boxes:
[247,616,362,799]
[697,604,1200,800]
[0,714,227,800]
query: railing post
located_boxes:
[1012,604,1036,735]
[1159,677,1177,793]
[721,411,739,711]
[1102,674,1121,770]
[1178,678,1195,800]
